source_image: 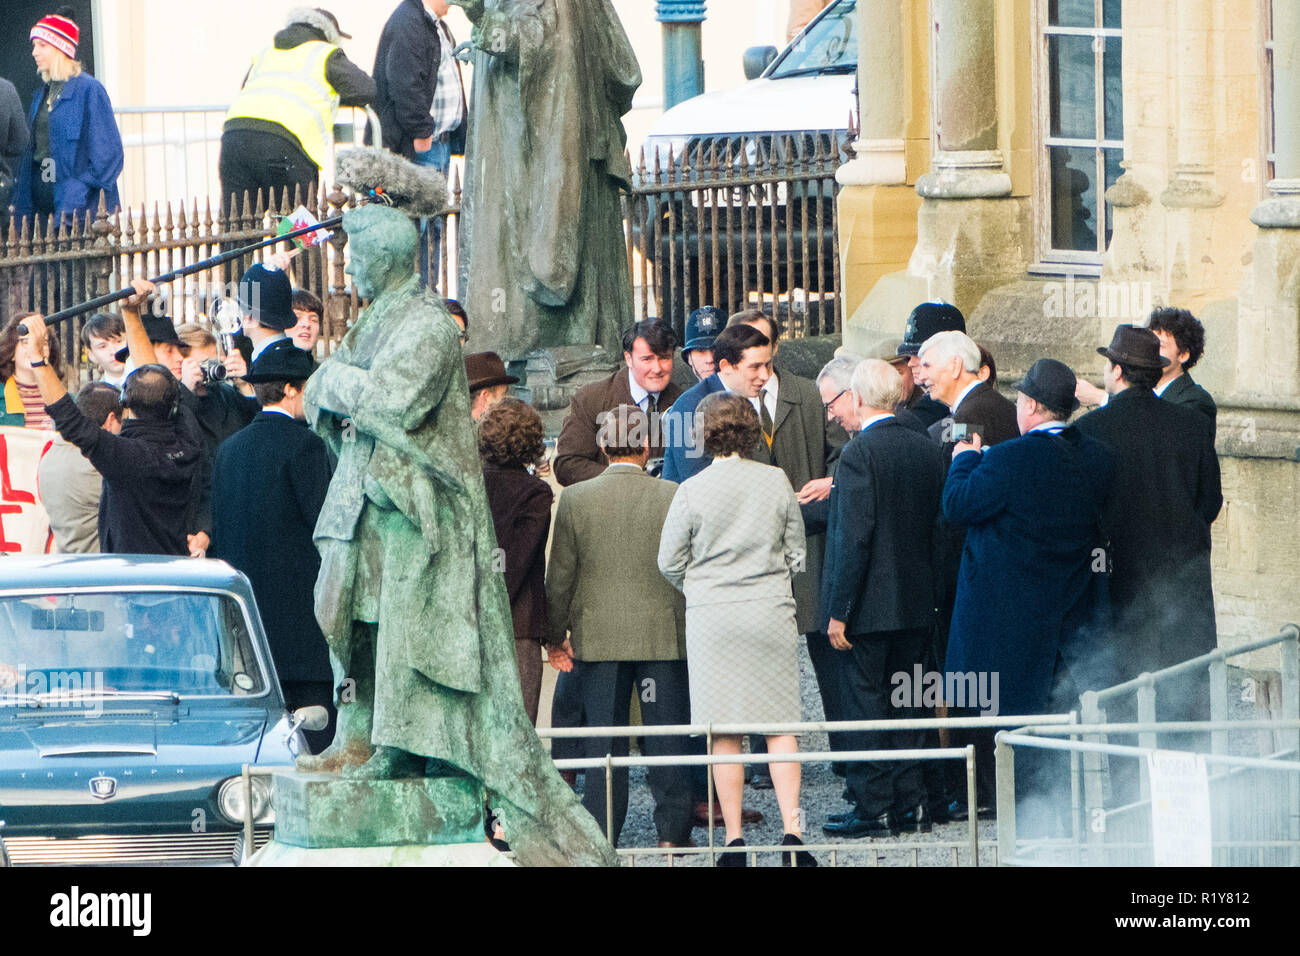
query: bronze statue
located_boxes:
[453,0,642,363]
[300,198,617,866]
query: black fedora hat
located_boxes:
[114,314,189,363]
[1015,358,1080,415]
[464,351,519,392]
[239,264,298,332]
[243,337,317,383]
[1097,324,1169,370]
[898,302,966,356]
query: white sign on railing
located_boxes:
[1147,750,1212,867]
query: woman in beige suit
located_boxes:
[658,392,813,866]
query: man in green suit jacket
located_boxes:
[546,404,693,847]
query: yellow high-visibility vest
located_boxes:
[226,41,339,170]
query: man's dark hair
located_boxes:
[1115,362,1161,391]
[1147,307,1205,370]
[75,382,124,427]
[81,312,125,349]
[596,404,651,460]
[477,397,546,468]
[291,289,323,318]
[711,323,770,369]
[727,308,779,345]
[621,320,677,358]
[121,365,179,422]
[445,299,468,332]
[978,344,998,388]
[252,379,308,406]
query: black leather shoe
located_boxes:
[715,837,748,867]
[895,804,933,834]
[780,833,818,867]
[928,802,952,825]
[825,806,859,825]
[947,800,993,822]
[822,810,895,838]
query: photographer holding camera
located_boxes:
[17,299,203,557]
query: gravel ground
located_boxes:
[603,636,999,867]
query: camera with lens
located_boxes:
[199,358,227,385]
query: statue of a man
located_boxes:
[300,202,617,866]
[453,0,642,363]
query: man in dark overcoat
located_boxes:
[210,345,335,751]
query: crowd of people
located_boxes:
[0,4,1225,865]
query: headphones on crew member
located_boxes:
[121,364,181,421]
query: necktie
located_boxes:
[760,391,774,449]
[646,393,659,414]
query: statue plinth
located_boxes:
[247,773,512,867]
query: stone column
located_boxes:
[656,1,705,111]
[834,0,922,323]
[916,0,1011,200]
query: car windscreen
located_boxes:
[769,0,857,79]
[0,591,268,701]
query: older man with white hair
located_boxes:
[805,359,946,838]
[915,331,1018,449]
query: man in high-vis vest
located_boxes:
[219,8,374,213]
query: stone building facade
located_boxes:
[836,0,1296,663]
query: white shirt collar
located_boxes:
[262,406,294,418]
[626,369,658,410]
[1153,375,1178,397]
[951,378,981,413]
[1028,420,1067,434]
[860,412,894,431]
[250,333,288,363]
[101,369,127,389]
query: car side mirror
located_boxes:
[291,705,329,733]
[743,46,778,81]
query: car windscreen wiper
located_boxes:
[32,689,182,705]
[770,64,857,80]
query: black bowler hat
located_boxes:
[114,314,190,363]
[244,338,317,383]
[1097,324,1169,370]
[898,302,966,356]
[1015,358,1080,415]
[239,264,298,331]
[464,351,518,391]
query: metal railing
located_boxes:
[625,132,848,338]
[539,714,1074,867]
[995,720,1300,866]
[1079,625,1300,797]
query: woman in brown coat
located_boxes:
[477,397,552,724]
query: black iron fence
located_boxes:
[623,130,847,341]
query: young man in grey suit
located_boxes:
[546,404,694,848]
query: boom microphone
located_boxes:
[335,147,450,219]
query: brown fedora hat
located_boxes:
[465,351,519,391]
[1097,324,1169,370]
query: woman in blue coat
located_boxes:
[14,12,122,224]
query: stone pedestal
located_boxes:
[247,773,505,867]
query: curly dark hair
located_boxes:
[477,396,546,468]
[1147,307,1205,370]
[0,312,66,382]
[698,392,761,458]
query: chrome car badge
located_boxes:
[88,776,117,800]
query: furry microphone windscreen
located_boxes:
[335,148,449,220]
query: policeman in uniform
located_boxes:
[682,306,722,382]
[219,8,375,211]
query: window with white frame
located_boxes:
[1037,0,1123,264]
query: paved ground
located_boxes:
[588,636,998,867]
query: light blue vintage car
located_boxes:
[0,555,318,866]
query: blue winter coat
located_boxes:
[942,426,1115,716]
[14,73,122,222]
[660,373,727,483]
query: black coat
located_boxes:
[211,412,333,682]
[47,394,202,556]
[481,462,553,643]
[1073,387,1222,682]
[804,417,945,636]
[178,383,260,537]
[1161,371,1217,431]
[943,427,1115,713]
[371,0,443,160]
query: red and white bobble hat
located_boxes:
[31,14,79,59]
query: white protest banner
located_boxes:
[1147,749,1212,867]
[0,425,54,555]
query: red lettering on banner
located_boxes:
[0,434,40,552]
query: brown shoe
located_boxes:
[692,800,763,828]
[658,839,697,849]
